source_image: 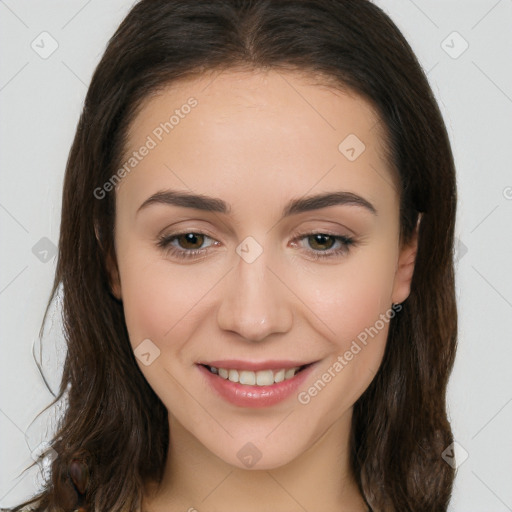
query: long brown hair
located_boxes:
[11,1,457,510]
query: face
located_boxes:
[109,69,417,470]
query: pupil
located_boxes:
[180,233,203,249]
[310,234,334,250]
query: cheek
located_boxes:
[294,247,398,348]
[294,258,398,415]
[117,248,223,353]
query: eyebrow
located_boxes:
[136,189,377,217]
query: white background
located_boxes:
[1,1,511,510]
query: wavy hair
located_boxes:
[11,1,457,510]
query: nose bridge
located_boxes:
[216,243,293,341]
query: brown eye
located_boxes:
[307,234,336,251]
[177,233,205,249]
[157,232,218,261]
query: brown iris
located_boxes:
[177,233,205,249]
[307,234,336,251]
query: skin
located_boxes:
[108,69,418,512]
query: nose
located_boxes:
[216,250,294,342]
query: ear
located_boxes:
[95,222,122,301]
[391,216,420,305]
[105,249,122,300]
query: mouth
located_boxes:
[199,362,313,386]
[196,359,318,408]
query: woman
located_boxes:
[9,0,458,510]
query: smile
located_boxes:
[197,360,317,408]
[202,364,308,386]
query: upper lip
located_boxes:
[198,360,315,371]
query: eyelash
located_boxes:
[156,231,356,261]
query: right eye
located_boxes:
[156,232,219,260]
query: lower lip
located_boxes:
[197,363,316,408]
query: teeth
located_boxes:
[239,370,256,385]
[208,365,302,386]
[284,368,296,379]
[256,370,274,386]
[274,369,285,383]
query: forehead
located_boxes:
[127,68,385,152]
[119,69,396,216]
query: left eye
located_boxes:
[171,233,211,250]
[292,233,355,259]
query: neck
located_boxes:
[143,408,368,512]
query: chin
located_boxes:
[208,434,312,471]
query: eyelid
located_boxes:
[288,220,357,238]
[157,221,219,239]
